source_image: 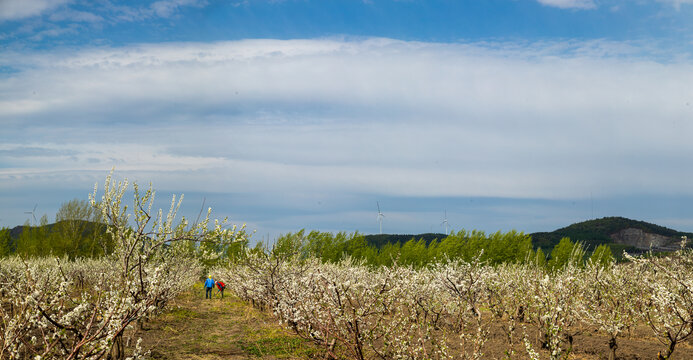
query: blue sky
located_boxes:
[2,0,693,241]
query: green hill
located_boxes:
[530,216,693,254]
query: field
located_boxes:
[127,282,693,360]
[3,175,693,360]
[210,253,693,360]
[3,246,693,359]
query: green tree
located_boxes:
[0,227,11,257]
[323,232,349,262]
[530,248,546,269]
[427,238,440,262]
[343,234,370,261]
[226,236,249,263]
[15,215,49,257]
[15,220,34,256]
[548,237,585,271]
[399,238,426,267]
[588,244,615,268]
[377,242,401,266]
[303,230,329,260]
[272,230,305,259]
[54,198,108,257]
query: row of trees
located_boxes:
[256,229,614,270]
[0,172,248,359]
[0,198,249,268]
[2,197,614,270]
[218,243,693,360]
[0,199,113,259]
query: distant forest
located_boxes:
[250,229,614,270]
[3,211,689,270]
[0,199,114,259]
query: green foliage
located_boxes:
[7,199,114,259]
[52,198,112,257]
[0,227,11,257]
[528,247,547,268]
[197,239,228,269]
[399,238,428,267]
[372,242,395,266]
[436,229,534,265]
[548,237,586,271]
[226,237,249,264]
[364,233,446,248]
[230,217,691,268]
[16,217,50,257]
[261,229,534,268]
[589,243,615,268]
[272,229,307,259]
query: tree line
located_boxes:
[1,198,614,269]
[245,229,615,270]
[0,198,247,270]
[0,199,115,259]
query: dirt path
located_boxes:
[129,283,319,360]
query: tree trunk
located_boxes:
[608,337,617,360]
[108,333,124,360]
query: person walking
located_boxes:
[216,279,226,299]
[204,275,215,299]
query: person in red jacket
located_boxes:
[215,280,226,299]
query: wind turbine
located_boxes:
[441,210,450,236]
[24,204,37,225]
[376,202,385,235]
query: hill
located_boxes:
[361,217,693,256]
[530,216,693,253]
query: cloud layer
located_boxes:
[537,0,597,9]
[1,38,693,233]
[0,0,70,21]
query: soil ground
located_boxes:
[128,283,693,360]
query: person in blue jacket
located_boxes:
[204,275,215,299]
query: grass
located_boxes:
[126,283,321,359]
[238,330,319,358]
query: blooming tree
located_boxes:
[0,171,247,360]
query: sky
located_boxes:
[1,0,693,242]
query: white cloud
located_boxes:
[29,24,78,40]
[150,0,208,18]
[1,38,693,205]
[536,0,597,9]
[0,0,206,25]
[49,9,103,23]
[657,0,693,9]
[97,0,208,22]
[0,0,70,21]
